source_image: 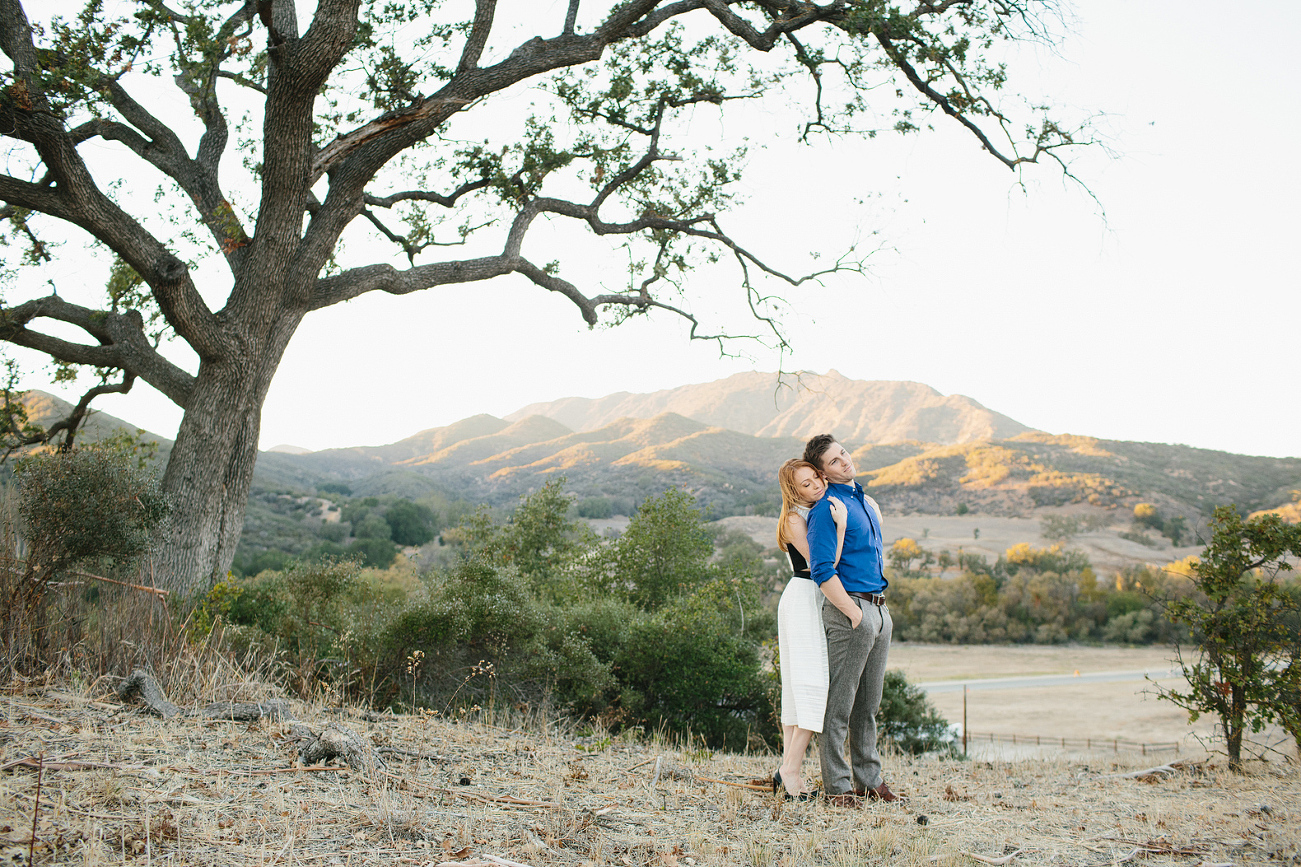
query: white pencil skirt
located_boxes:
[777,576,829,732]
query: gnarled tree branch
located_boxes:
[0,296,196,407]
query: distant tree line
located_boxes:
[885,542,1201,645]
[232,485,476,575]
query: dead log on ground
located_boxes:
[117,670,288,721]
[298,722,387,774]
[117,670,183,718]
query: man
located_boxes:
[802,433,902,805]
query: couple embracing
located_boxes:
[774,434,901,806]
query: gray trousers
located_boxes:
[819,599,893,795]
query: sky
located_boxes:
[9,1,1300,458]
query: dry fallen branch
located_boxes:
[435,856,534,867]
[697,775,768,792]
[117,669,289,721]
[1102,764,1179,780]
[2,755,344,779]
[960,850,1023,865]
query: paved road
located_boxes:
[916,668,1184,694]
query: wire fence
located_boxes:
[963,731,1181,755]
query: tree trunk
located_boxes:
[1226,685,1245,772]
[154,320,299,595]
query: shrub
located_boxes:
[353,512,392,541]
[1103,609,1157,644]
[585,488,713,610]
[386,500,435,546]
[381,553,617,714]
[6,444,170,673]
[614,577,770,749]
[318,522,348,543]
[877,670,955,756]
[576,497,613,518]
[1118,530,1160,548]
[1039,514,1081,542]
[16,445,169,582]
[1133,502,1161,529]
[1002,543,1091,576]
[348,537,398,568]
[1157,506,1301,770]
[232,548,292,577]
[225,558,366,695]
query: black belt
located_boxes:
[847,591,885,606]
[793,570,812,580]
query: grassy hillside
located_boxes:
[506,369,1034,443]
[860,433,1301,520]
[16,389,1299,571]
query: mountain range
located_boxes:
[19,373,1301,524]
[505,371,1032,443]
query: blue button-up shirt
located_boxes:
[808,481,887,594]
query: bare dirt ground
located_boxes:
[3,675,1299,867]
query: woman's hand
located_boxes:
[828,497,847,527]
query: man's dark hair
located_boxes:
[803,433,838,470]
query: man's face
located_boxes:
[818,441,856,485]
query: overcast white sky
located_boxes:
[12,1,1300,458]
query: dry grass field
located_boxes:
[890,643,1221,753]
[2,661,1299,867]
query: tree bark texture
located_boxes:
[156,312,304,593]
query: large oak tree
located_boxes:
[0,0,1086,593]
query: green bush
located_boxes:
[225,558,372,694]
[877,670,955,756]
[381,554,616,713]
[348,537,398,568]
[386,500,436,546]
[583,488,713,610]
[6,442,169,672]
[232,548,292,577]
[318,522,348,543]
[576,497,614,518]
[353,512,392,541]
[16,445,170,581]
[1103,609,1157,644]
[615,578,771,749]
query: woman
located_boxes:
[773,458,845,799]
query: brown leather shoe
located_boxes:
[860,782,905,802]
[824,793,863,808]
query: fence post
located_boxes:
[1114,739,1118,753]
[963,685,968,759]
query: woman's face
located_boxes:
[792,466,826,505]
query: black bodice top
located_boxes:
[787,546,811,578]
